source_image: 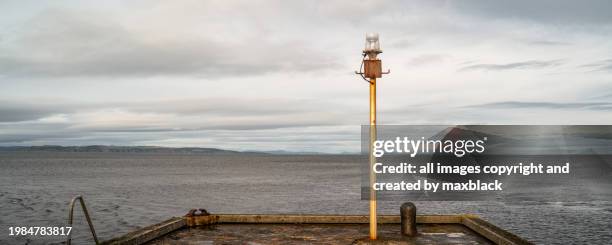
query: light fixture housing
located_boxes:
[364,32,381,54]
[356,33,389,81]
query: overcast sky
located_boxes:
[1,0,611,153]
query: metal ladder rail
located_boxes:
[67,196,99,245]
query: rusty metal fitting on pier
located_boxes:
[184,208,218,227]
[400,202,417,236]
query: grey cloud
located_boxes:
[460,60,562,71]
[0,101,70,122]
[407,54,448,66]
[467,101,612,111]
[0,98,360,142]
[84,98,347,118]
[0,9,339,78]
[591,91,612,101]
[84,117,344,132]
[0,122,81,143]
[0,117,350,148]
[123,98,334,116]
[389,38,418,49]
[0,117,360,152]
[0,108,53,122]
[449,0,612,25]
[580,59,612,72]
[524,40,571,46]
[0,132,74,144]
[0,97,356,121]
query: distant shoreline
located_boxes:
[0,145,339,155]
[0,145,256,154]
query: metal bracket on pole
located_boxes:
[354,71,373,84]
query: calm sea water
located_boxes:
[0,152,611,244]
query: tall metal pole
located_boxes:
[357,32,388,240]
[369,77,377,240]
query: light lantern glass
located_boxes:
[364,32,380,53]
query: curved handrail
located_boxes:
[67,196,99,245]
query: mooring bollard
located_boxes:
[400,202,417,236]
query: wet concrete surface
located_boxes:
[147,223,493,245]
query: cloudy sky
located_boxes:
[1,0,611,153]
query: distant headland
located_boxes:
[0,145,332,155]
[0,145,253,154]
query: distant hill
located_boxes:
[0,145,267,155]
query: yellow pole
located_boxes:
[369,77,377,240]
